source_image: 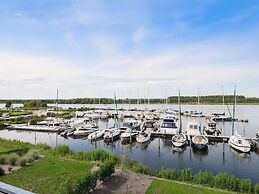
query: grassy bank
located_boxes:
[146,179,236,194]
[0,142,117,194]
[0,154,93,194]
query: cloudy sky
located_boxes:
[0,0,259,99]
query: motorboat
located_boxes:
[192,135,208,150]
[103,129,120,142]
[142,120,158,132]
[172,133,187,147]
[228,131,251,153]
[136,131,151,143]
[123,120,141,131]
[100,111,109,119]
[120,128,138,141]
[186,121,202,136]
[70,121,98,136]
[60,128,75,137]
[211,113,232,121]
[88,129,106,141]
[158,116,178,135]
[204,120,217,134]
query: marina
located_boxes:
[1,103,259,183]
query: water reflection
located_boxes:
[0,129,258,183]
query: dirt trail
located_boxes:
[92,169,154,194]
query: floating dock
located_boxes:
[7,124,62,133]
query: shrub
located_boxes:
[97,160,115,181]
[254,184,259,194]
[0,167,4,176]
[27,157,34,163]
[0,155,7,164]
[36,143,51,150]
[9,154,18,165]
[32,152,39,160]
[54,144,70,156]
[19,158,27,167]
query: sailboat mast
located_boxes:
[198,88,201,131]
[231,86,236,135]
[56,89,59,110]
[178,89,182,133]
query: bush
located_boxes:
[0,167,4,176]
[0,155,7,164]
[9,154,18,165]
[54,144,70,156]
[193,171,213,186]
[254,184,259,194]
[97,160,115,181]
[27,157,34,163]
[69,173,97,194]
[32,152,39,160]
[36,143,51,150]
[19,158,27,167]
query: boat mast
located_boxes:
[178,89,182,133]
[56,89,59,110]
[231,85,236,135]
[198,88,201,131]
[114,93,118,124]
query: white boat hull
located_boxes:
[228,139,250,153]
[136,134,151,143]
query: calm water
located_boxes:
[0,104,259,183]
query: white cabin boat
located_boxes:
[204,121,217,134]
[186,121,201,136]
[120,128,138,141]
[123,120,141,131]
[228,132,251,153]
[136,131,151,143]
[158,116,178,135]
[88,129,106,140]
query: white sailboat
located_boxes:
[172,89,187,147]
[192,135,208,150]
[229,132,251,153]
[228,86,250,153]
[191,89,208,150]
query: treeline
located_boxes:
[1,95,259,105]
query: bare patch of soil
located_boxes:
[92,169,154,194]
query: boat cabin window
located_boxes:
[162,122,176,128]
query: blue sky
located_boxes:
[0,0,259,99]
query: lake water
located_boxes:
[0,104,259,183]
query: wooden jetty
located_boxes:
[7,124,62,133]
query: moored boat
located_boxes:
[192,135,208,150]
[88,129,106,140]
[136,131,151,143]
[103,127,121,142]
[120,128,138,141]
[228,131,251,153]
[172,133,187,147]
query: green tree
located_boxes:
[5,101,12,109]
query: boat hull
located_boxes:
[228,140,251,153]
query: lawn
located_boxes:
[0,154,93,194]
[146,180,235,194]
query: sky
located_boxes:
[0,0,259,99]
